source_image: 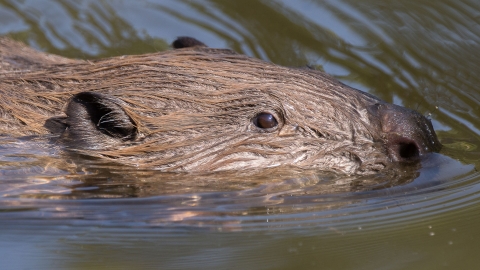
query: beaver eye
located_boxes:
[254,112,278,129]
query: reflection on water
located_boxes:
[0,135,477,269]
[1,0,480,269]
[0,136,474,231]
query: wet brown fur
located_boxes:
[0,38,439,174]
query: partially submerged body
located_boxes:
[0,37,441,174]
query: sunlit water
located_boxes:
[1,0,480,269]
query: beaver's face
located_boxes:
[44,47,440,174]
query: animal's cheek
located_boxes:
[278,124,298,137]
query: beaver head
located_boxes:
[0,37,440,174]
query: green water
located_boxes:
[1,0,480,269]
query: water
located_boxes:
[1,0,480,269]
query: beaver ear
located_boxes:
[62,92,137,148]
[172,37,206,49]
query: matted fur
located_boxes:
[0,38,439,174]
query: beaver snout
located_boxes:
[368,103,441,162]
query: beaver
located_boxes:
[0,37,440,175]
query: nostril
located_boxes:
[386,135,422,162]
[375,102,442,162]
[398,142,420,159]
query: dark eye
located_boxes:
[254,112,278,129]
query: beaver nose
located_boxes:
[368,103,441,162]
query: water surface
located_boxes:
[1,0,480,269]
